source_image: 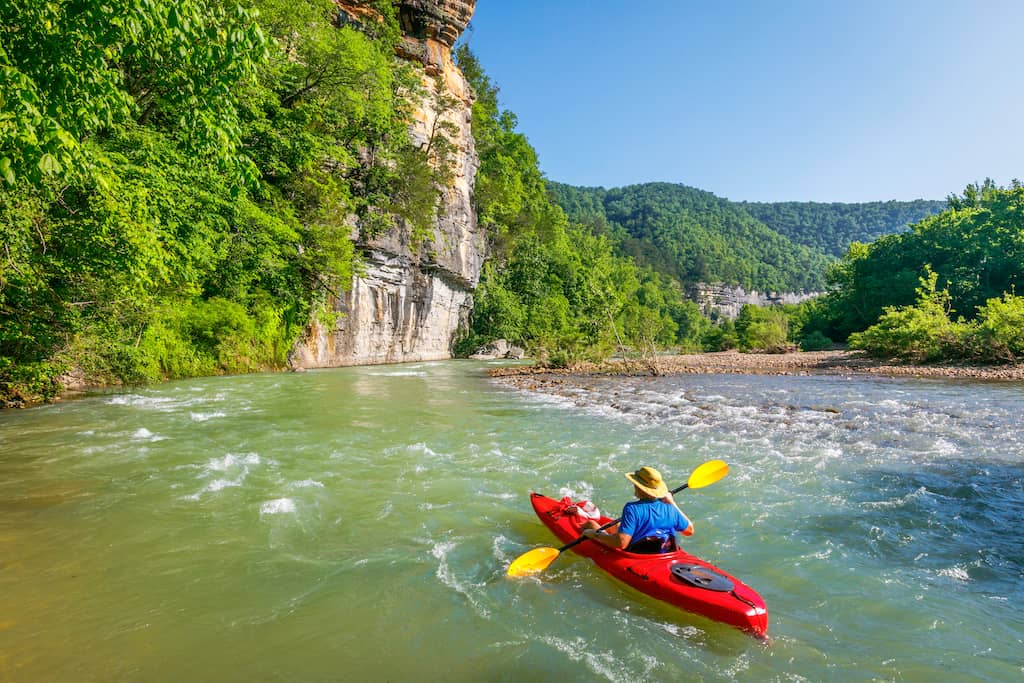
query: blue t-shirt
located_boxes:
[619,499,688,547]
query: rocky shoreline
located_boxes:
[489,350,1024,382]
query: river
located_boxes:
[1,362,1022,681]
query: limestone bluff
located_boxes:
[289,1,482,369]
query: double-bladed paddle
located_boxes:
[506,459,729,577]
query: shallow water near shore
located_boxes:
[2,362,1023,681]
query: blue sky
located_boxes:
[461,1,1023,202]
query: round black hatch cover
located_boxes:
[670,563,735,592]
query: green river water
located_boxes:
[2,361,1023,681]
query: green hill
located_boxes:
[549,182,831,292]
[740,200,945,257]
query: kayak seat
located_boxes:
[627,535,677,554]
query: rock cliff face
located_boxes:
[688,283,818,320]
[289,0,482,368]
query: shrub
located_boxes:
[736,305,790,352]
[702,320,738,351]
[799,330,834,351]
[0,358,67,405]
[848,269,962,362]
[968,293,1024,361]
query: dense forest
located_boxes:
[1,0,447,403]
[551,182,948,291]
[819,180,1024,360]
[549,182,831,292]
[741,200,945,257]
[550,178,1024,362]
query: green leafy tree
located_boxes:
[735,305,790,352]
[822,182,1024,342]
[847,268,964,361]
[967,292,1024,361]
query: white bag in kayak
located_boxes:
[563,497,601,520]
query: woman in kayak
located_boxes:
[579,466,693,553]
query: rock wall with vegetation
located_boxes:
[289,0,484,367]
[0,0,481,404]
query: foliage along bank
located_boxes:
[727,181,1024,363]
[834,182,1024,362]
[1,0,440,404]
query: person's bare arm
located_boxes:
[662,491,694,536]
[582,527,633,549]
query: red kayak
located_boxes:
[530,493,769,638]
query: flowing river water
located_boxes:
[1,361,1022,681]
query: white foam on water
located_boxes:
[189,411,226,422]
[206,453,260,471]
[291,479,324,489]
[937,565,971,582]
[260,498,296,515]
[862,486,930,510]
[402,442,447,460]
[183,453,262,499]
[367,370,427,377]
[723,653,751,677]
[660,622,702,639]
[537,635,634,683]
[207,479,237,493]
[131,428,166,442]
[107,393,222,411]
[558,482,595,503]
[431,539,490,618]
[182,478,241,500]
[418,501,453,511]
[108,395,174,408]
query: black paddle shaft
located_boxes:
[558,482,690,552]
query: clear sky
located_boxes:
[461,0,1023,202]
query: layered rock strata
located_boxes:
[290,0,482,368]
[688,283,818,320]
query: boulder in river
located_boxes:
[469,339,525,360]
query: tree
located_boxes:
[1,0,266,189]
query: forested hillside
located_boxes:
[549,182,831,292]
[820,180,1024,341]
[741,200,945,257]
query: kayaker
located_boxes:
[579,466,693,553]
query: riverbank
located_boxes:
[489,350,1024,382]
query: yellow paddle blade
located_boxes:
[507,547,560,577]
[687,459,729,489]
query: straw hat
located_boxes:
[625,466,668,498]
